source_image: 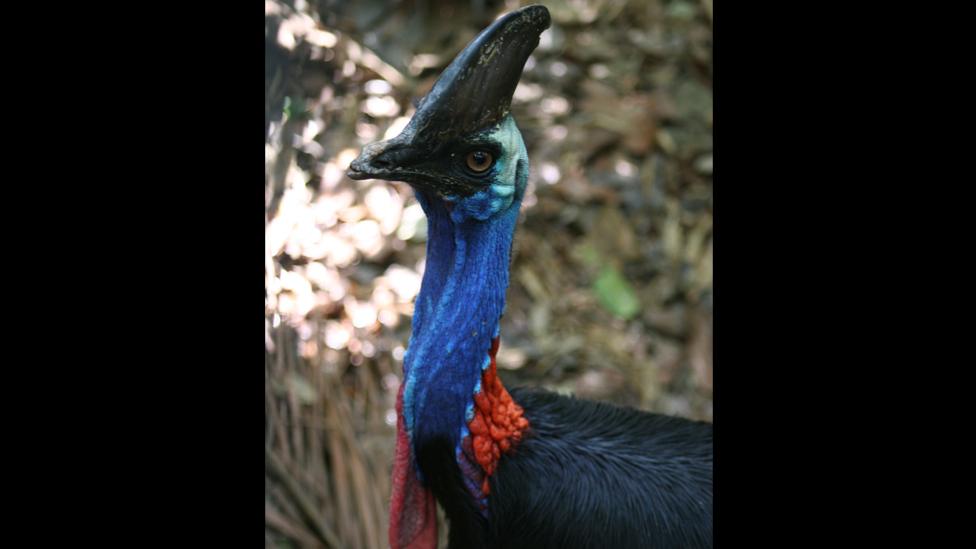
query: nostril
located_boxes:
[356,140,412,174]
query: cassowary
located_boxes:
[348,5,712,548]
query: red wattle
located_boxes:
[389,383,437,549]
[466,336,529,495]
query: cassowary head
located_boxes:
[348,5,550,222]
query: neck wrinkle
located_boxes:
[409,192,455,341]
[403,199,519,458]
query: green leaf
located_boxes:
[593,266,640,319]
[282,96,309,121]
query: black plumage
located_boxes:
[419,388,713,549]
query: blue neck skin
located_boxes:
[401,140,527,469]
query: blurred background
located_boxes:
[265,0,711,546]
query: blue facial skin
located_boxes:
[401,115,529,484]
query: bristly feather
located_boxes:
[419,387,713,549]
[417,437,491,549]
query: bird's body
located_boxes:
[424,387,712,549]
[348,5,712,548]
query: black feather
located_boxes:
[417,387,713,548]
[416,437,490,549]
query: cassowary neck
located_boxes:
[402,192,520,457]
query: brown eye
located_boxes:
[465,150,494,173]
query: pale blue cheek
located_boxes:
[491,182,514,197]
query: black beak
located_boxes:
[347,4,550,181]
[347,136,415,181]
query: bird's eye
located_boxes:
[465,150,494,173]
